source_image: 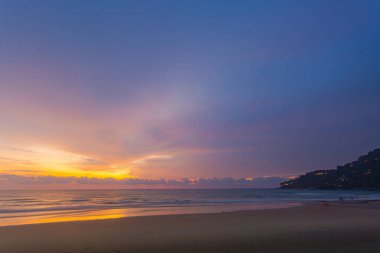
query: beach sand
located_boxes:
[1,201,380,253]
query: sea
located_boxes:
[1,188,380,226]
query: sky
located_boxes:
[0,0,380,188]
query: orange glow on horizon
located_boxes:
[0,144,135,180]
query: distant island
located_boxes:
[280,148,380,190]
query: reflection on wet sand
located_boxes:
[0,209,127,226]
[0,202,300,226]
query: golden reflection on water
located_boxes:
[0,209,127,227]
[31,209,126,224]
[0,203,302,227]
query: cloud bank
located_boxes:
[0,174,286,189]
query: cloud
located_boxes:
[132,154,174,165]
[78,158,110,166]
[0,174,286,189]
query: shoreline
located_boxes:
[3,188,380,227]
[1,201,380,252]
[0,199,379,228]
[0,202,302,227]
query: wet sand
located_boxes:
[1,201,380,253]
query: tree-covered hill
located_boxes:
[281,148,380,190]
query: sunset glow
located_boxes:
[0,145,134,179]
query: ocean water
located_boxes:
[1,188,380,226]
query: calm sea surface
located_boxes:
[1,189,380,226]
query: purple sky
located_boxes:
[0,0,379,188]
